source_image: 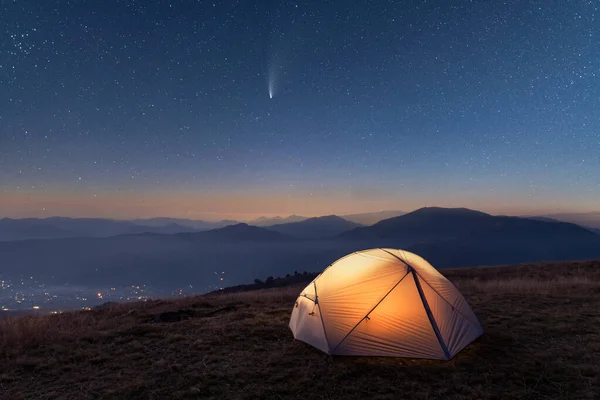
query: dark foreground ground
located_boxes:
[1,260,599,399]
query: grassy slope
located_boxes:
[1,260,600,399]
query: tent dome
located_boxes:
[289,248,483,360]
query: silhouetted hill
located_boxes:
[265,215,362,239]
[248,215,307,227]
[342,210,405,225]
[338,207,600,266]
[409,217,600,267]
[0,217,199,241]
[340,207,493,245]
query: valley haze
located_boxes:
[1,207,599,312]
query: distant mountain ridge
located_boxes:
[0,217,205,241]
[174,223,295,242]
[264,215,362,239]
[247,215,307,227]
[132,218,238,230]
[0,217,244,241]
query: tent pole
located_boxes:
[412,272,452,360]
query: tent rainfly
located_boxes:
[289,248,483,360]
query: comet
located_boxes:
[266,53,281,99]
[267,64,277,99]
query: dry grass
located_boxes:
[458,275,598,294]
[1,260,600,399]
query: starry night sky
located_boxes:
[1,0,599,220]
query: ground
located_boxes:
[1,260,599,399]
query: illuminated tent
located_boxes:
[289,248,483,360]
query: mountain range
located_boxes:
[5,208,595,242]
[0,211,392,242]
[0,207,598,292]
